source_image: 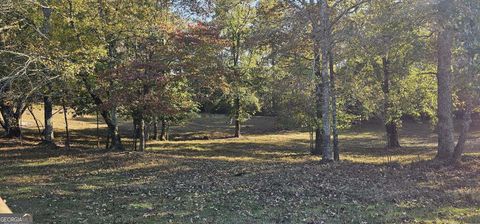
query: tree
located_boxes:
[351,0,437,149]
[40,0,55,144]
[67,0,165,150]
[0,1,44,138]
[285,0,368,161]
[449,1,480,162]
[424,0,480,162]
[435,0,455,160]
[215,0,261,138]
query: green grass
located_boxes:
[1,113,479,223]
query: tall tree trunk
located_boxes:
[153,116,159,140]
[43,95,55,143]
[321,47,331,161]
[329,52,339,160]
[41,1,54,144]
[320,1,332,161]
[139,117,145,151]
[133,117,138,151]
[312,43,323,156]
[436,3,455,159]
[231,31,242,138]
[382,57,401,148]
[234,96,241,138]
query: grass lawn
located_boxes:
[0,109,479,223]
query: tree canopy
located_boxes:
[1,0,479,163]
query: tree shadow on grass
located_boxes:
[147,139,312,161]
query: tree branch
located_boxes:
[330,0,370,28]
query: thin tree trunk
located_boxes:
[329,52,339,160]
[43,95,55,143]
[139,117,145,151]
[153,116,159,140]
[19,115,23,146]
[62,101,70,150]
[96,111,100,149]
[382,57,401,148]
[234,96,241,138]
[320,1,332,161]
[436,5,455,159]
[309,129,314,152]
[27,106,43,137]
[231,30,241,138]
[312,43,323,156]
[166,124,170,141]
[145,122,150,142]
[133,118,138,151]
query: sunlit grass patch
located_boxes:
[129,202,154,210]
[18,156,84,167]
[341,152,436,164]
[16,186,34,194]
[77,184,101,191]
[414,206,480,224]
[7,174,52,185]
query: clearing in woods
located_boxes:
[0,108,479,223]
